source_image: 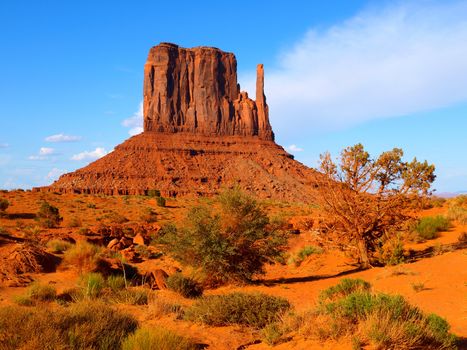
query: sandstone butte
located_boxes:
[42,43,319,202]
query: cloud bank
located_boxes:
[45,133,82,142]
[122,102,144,136]
[71,147,107,161]
[242,1,467,137]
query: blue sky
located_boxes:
[0,0,466,193]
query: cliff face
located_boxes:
[44,43,319,201]
[143,43,274,140]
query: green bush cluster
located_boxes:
[0,198,9,213]
[289,245,323,267]
[184,292,291,329]
[36,201,62,228]
[158,188,287,284]
[414,216,451,240]
[295,279,458,349]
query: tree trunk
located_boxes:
[356,238,371,269]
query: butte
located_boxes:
[44,43,318,202]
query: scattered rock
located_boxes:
[133,233,145,246]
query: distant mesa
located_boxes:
[41,43,318,201]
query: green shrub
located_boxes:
[122,327,196,350]
[261,322,284,346]
[185,292,290,329]
[0,301,138,350]
[166,273,203,298]
[14,282,57,305]
[158,188,287,284]
[107,275,126,291]
[156,196,166,207]
[415,216,451,240]
[36,201,62,228]
[308,281,459,349]
[46,239,72,253]
[147,189,161,197]
[79,272,106,299]
[0,198,9,212]
[289,245,323,266]
[319,278,371,303]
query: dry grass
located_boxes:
[62,241,102,273]
[0,301,138,350]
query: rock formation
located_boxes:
[143,43,274,140]
[43,43,319,202]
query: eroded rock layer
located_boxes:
[48,132,318,202]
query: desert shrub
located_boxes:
[0,301,138,350]
[166,273,203,298]
[377,236,405,266]
[319,279,371,303]
[147,189,161,197]
[87,203,97,209]
[185,292,290,329]
[289,245,323,267]
[67,216,82,228]
[414,216,451,240]
[146,298,183,319]
[261,322,284,346]
[158,188,287,284]
[47,239,72,253]
[112,288,149,305]
[446,205,467,225]
[107,274,126,291]
[79,272,106,299]
[156,196,166,207]
[296,281,458,349]
[0,198,9,213]
[122,327,196,350]
[140,207,157,223]
[14,282,57,305]
[63,241,103,273]
[36,201,62,228]
[458,232,467,243]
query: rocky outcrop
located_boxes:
[143,43,274,140]
[43,43,320,202]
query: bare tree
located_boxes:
[316,144,435,268]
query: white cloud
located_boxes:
[45,133,82,142]
[28,147,57,160]
[71,147,107,161]
[286,144,304,152]
[241,1,467,137]
[122,102,143,136]
[39,147,55,155]
[46,167,67,181]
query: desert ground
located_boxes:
[0,190,465,349]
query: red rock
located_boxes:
[133,233,145,246]
[146,269,169,290]
[107,238,119,250]
[41,43,321,202]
